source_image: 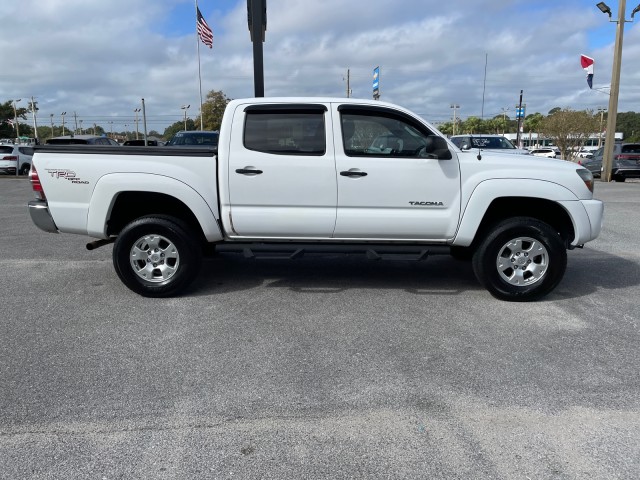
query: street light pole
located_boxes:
[450,104,460,136]
[61,112,67,136]
[12,99,21,140]
[501,107,510,135]
[50,114,54,137]
[597,0,640,182]
[134,108,141,140]
[181,104,190,131]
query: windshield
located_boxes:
[468,136,516,149]
[167,131,219,146]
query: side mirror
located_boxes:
[461,143,471,151]
[427,136,453,160]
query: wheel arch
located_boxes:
[87,173,223,242]
[454,179,578,248]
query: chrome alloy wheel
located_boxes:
[129,234,180,283]
[495,236,548,287]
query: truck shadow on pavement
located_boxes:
[189,246,639,300]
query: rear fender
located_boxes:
[87,173,222,241]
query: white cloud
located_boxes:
[2,0,638,133]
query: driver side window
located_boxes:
[341,110,435,158]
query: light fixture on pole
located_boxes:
[61,111,67,136]
[181,104,190,131]
[597,1,612,15]
[450,104,460,136]
[12,99,21,140]
[133,108,141,140]
[596,0,640,182]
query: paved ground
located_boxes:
[0,177,638,479]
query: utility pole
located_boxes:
[12,99,21,140]
[30,97,39,141]
[50,114,54,137]
[346,69,351,98]
[599,0,634,182]
[516,90,524,149]
[141,98,148,146]
[74,112,78,133]
[450,104,460,136]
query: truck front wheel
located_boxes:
[472,217,567,301]
[113,216,202,297]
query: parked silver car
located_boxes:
[581,143,640,181]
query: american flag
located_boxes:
[197,6,213,48]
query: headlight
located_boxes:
[576,168,594,193]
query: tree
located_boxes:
[616,111,640,143]
[524,112,544,146]
[197,90,231,131]
[540,109,599,161]
[462,116,483,134]
[438,121,454,136]
[0,100,28,139]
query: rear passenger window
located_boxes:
[244,107,326,155]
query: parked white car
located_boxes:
[529,147,560,158]
[0,144,30,175]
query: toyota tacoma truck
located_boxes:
[27,97,603,301]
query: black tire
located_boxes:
[20,164,31,175]
[613,175,626,182]
[472,217,567,302]
[113,215,202,297]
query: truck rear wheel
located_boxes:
[472,217,566,301]
[113,216,202,297]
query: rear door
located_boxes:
[332,104,461,240]
[226,103,337,238]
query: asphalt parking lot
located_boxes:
[1,177,639,479]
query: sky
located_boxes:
[2,0,640,134]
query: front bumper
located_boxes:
[28,200,59,233]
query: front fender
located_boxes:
[87,173,223,241]
[453,178,579,246]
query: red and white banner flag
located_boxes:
[580,55,594,89]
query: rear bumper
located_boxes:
[612,167,640,178]
[28,200,59,233]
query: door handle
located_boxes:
[235,168,263,175]
[340,170,367,177]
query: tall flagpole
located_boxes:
[195,0,204,130]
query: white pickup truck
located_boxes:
[28,97,603,301]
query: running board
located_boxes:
[215,243,450,261]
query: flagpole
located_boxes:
[195,0,204,130]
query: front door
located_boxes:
[333,105,461,240]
